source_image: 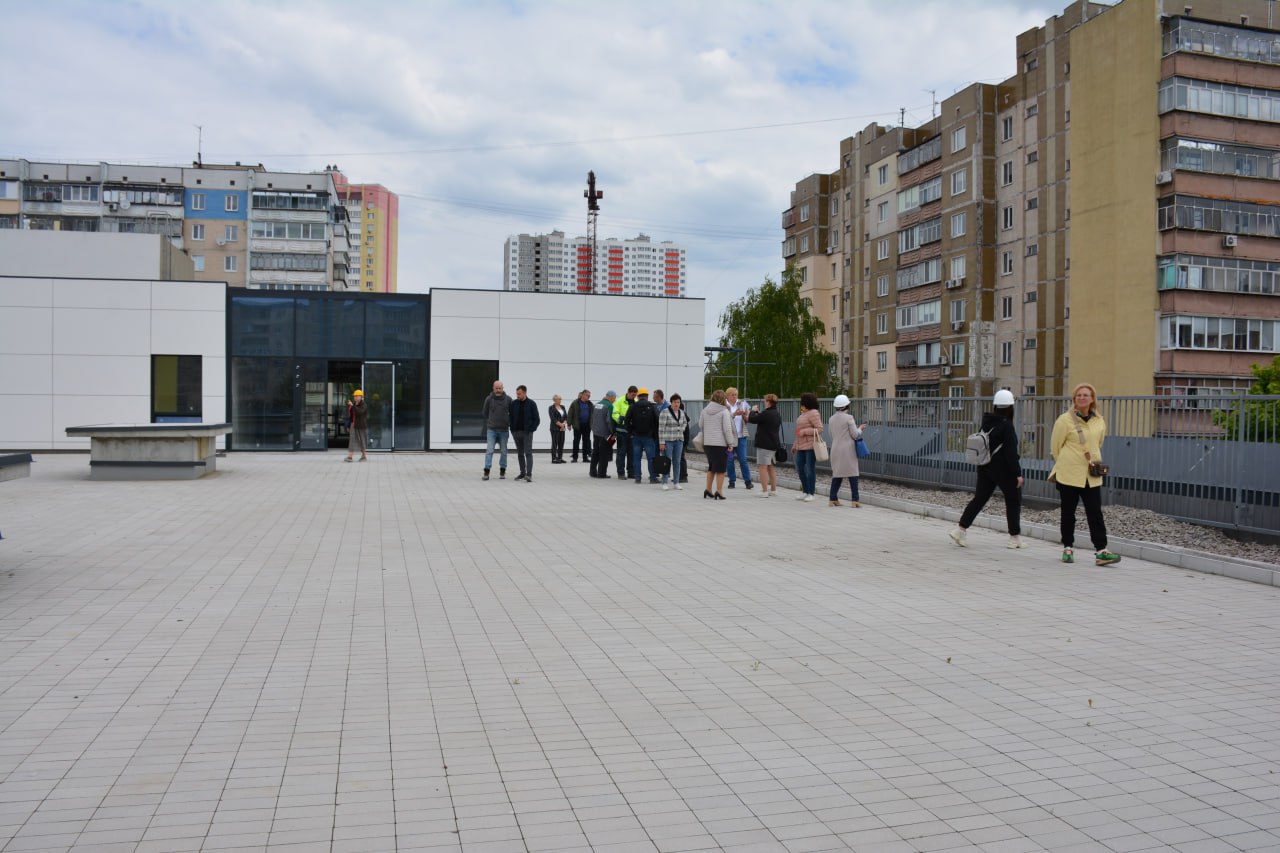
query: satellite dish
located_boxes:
[119,198,132,210]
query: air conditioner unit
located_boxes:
[106,202,118,212]
[1222,234,1238,248]
[216,238,227,246]
[1156,170,1173,185]
[941,366,952,377]
[951,321,964,332]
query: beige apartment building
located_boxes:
[786,0,1280,400]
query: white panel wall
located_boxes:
[0,277,227,450]
[429,289,704,451]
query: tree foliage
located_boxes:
[1213,355,1280,442]
[706,267,839,398]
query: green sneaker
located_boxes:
[1061,548,1074,564]
[1095,550,1121,566]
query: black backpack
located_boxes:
[630,402,657,435]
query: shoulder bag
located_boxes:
[812,428,829,463]
[855,436,870,459]
[1073,413,1109,478]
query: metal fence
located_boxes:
[686,395,1280,536]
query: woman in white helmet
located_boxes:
[950,389,1024,548]
[827,394,865,507]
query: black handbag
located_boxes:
[774,448,788,464]
[653,455,672,476]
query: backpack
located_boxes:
[965,427,1002,466]
[630,402,657,435]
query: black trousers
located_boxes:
[590,437,612,477]
[678,442,688,481]
[959,471,1021,535]
[1057,482,1107,550]
[572,425,592,461]
[512,430,533,477]
[614,431,632,478]
[550,428,566,461]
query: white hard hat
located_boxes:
[993,389,1015,407]
[833,394,851,408]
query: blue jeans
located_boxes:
[830,476,860,502]
[795,449,816,495]
[728,436,752,485]
[484,429,509,471]
[631,436,657,481]
[661,439,684,485]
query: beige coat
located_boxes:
[828,411,862,478]
[698,401,735,448]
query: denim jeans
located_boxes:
[631,436,657,481]
[484,429,509,471]
[727,436,752,485]
[795,449,816,495]
[661,439,684,485]
[829,476,860,502]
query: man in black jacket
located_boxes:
[571,390,593,462]
[625,388,660,484]
[508,385,541,482]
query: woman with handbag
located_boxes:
[827,395,864,508]
[747,393,782,498]
[657,393,689,491]
[791,392,823,502]
[698,390,735,500]
[950,389,1023,548]
[1049,383,1121,566]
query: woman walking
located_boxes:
[658,393,689,491]
[950,389,1024,548]
[1049,383,1121,566]
[827,394,864,507]
[748,393,783,497]
[699,390,735,500]
[791,393,823,502]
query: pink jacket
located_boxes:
[793,409,823,450]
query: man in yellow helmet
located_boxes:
[345,389,368,462]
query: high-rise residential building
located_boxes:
[504,231,687,297]
[332,173,399,293]
[787,0,1279,400]
[0,158,387,293]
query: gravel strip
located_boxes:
[684,452,1280,565]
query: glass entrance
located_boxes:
[362,361,395,451]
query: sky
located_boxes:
[6,0,1069,340]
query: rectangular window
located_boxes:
[800,235,810,253]
[192,255,204,272]
[1001,116,1014,141]
[877,313,888,334]
[951,126,967,153]
[1002,161,1014,186]
[224,255,238,272]
[951,168,967,196]
[1001,341,1014,364]
[190,193,206,211]
[1025,338,1038,349]
[1026,243,1039,257]
[1027,197,1039,210]
[950,212,967,238]
[877,238,889,260]
[949,387,964,410]
[191,224,205,240]
[878,164,888,185]
[1002,252,1014,275]
[1026,104,1039,118]
[152,355,202,423]
[877,351,888,371]
[1001,296,1014,319]
[1027,151,1039,164]
[950,300,966,323]
[1002,207,1014,230]
[951,255,966,279]
[950,343,965,366]
[799,203,810,222]
[878,201,888,222]
[877,275,889,297]
[451,359,499,442]
[225,194,240,212]
[224,224,238,242]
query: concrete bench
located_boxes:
[0,453,33,482]
[64,424,232,481]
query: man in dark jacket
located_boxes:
[589,392,616,479]
[508,385,541,482]
[481,380,510,480]
[344,389,368,462]
[625,388,660,484]
[571,390,593,463]
[951,389,1025,548]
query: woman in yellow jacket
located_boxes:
[1049,383,1121,566]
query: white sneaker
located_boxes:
[803,494,815,502]
[675,484,683,490]
[1007,537,1026,549]
[760,489,770,497]
[949,528,967,548]
[795,493,807,501]
[662,484,670,491]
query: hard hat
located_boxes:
[637,388,649,396]
[353,389,364,397]
[833,394,851,408]
[994,389,1015,407]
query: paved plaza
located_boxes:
[1,452,1278,853]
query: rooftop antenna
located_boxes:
[899,107,905,128]
[925,89,938,119]
[582,171,603,294]
[195,125,203,166]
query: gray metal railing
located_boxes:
[686,395,1280,536]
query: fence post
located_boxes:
[1233,392,1249,531]
[939,398,949,489]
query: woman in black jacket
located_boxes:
[747,393,783,497]
[547,395,568,463]
[950,389,1025,548]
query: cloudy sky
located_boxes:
[7,0,1067,339]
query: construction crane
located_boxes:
[582,171,603,294]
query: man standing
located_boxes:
[725,386,754,490]
[625,388,660,484]
[509,385,541,482]
[612,386,637,480]
[590,391,617,479]
[344,389,368,463]
[571,390,593,463]
[481,380,510,481]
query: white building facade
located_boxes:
[504,231,687,297]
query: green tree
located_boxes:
[706,267,839,398]
[1213,355,1280,442]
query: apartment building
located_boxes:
[0,158,364,292]
[781,174,841,356]
[334,173,399,293]
[504,231,687,297]
[787,0,1279,400]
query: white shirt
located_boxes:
[727,398,750,438]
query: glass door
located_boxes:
[362,361,395,451]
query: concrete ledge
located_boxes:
[65,423,231,481]
[0,453,33,482]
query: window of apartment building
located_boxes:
[898,300,941,329]
[877,238,889,260]
[1026,290,1038,303]
[1002,206,1014,230]
[1002,161,1014,186]
[878,164,888,185]
[799,203,810,222]
[950,343,966,366]
[830,198,839,216]
[1001,296,1014,319]
[224,225,238,242]
[800,235,809,253]
[798,267,807,283]
[1001,252,1014,275]
[950,212,967,238]
[831,263,837,280]
[1025,338,1037,349]
[877,313,888,334]
[831,295,837,311]
[877,351,888,371]
[1027,150,1039,164]
[191,224,205,241]
[1162,315,1279,353]
[878,201,888,222]
[951,168,967,196]
[224,256,237,272]
[1026,243,1039,257]
[1026,103,1039,118]
[192,255,204,272]
[1001,116,1014,141]
[949,256,965,280]
[951,126,967,153]
[190,192,206,211]
[1025,57,1039,72]
[877,275,889,297]
[1000,341,1014,364]
[950,300,966,324]
[225,195,239,212]
[1027,197,1039,210]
